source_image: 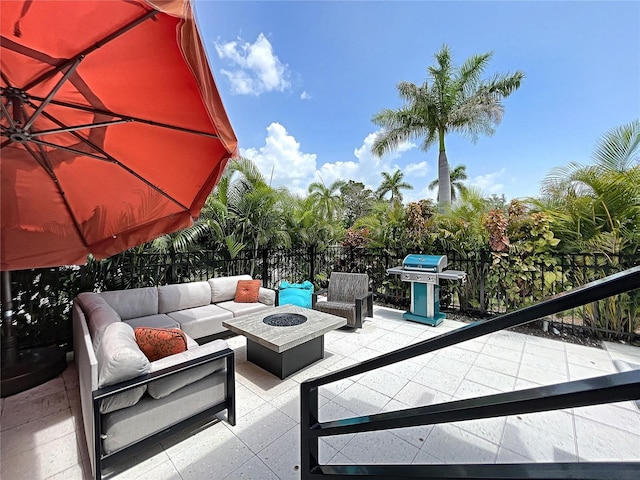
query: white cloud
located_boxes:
[300,91,311,100]
[404,161,430,177]
[241,126,426,199]
[318,131,419,193]
[215,33,290,96]
[470,169,506,194]
[240,123,317,194]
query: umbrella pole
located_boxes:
[1,270,19,365]
[1,270,67,397]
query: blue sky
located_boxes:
[193,1,639,203]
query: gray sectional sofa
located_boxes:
[72,275,276,479]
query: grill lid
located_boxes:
[402,254,447,272]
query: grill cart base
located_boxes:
[403,310,445,326]
[387,254,466,327]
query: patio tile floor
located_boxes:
[1,305,639,479]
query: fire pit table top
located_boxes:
[222,305,346,353]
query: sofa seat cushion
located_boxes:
[314,301,356,326]
[134,327,188,362]
[167,304,233,339]
[158,282,212,314]
[96,322,151,414]
[147,339,228,399]
[209,275,252,303]
[216,300,273,318]
[123,314,179,330]
[102,370,226,454]
[99,287,158,320]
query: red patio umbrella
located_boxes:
[1,0,238,271]
[0,0,238,396]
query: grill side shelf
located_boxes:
[438,270,467,282]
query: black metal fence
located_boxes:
[3,247,639,350]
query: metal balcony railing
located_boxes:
[300,266,640,479]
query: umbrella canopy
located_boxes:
[1,0,238,271]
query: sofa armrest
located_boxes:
[312,289,328,308]
[355,291,374,327]
[355,291,374,314]
[93,346,234,401]
[258,287,277,306]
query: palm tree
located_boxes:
[307,179,346,221]
[371,44,523,209]
[534,120,640,255]
[428,163,469,201]
[376,169,413,205]
[354,200,407,249]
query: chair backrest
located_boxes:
[327,272,369,303]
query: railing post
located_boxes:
[169,249,177,284]
[262,248,269,288]
[300,383,319,479]
[309,245,316,285]
[480,249,487,316]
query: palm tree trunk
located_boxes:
[437,130,451,209]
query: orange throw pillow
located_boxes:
[134,327,188,362]
[235,279,261,303]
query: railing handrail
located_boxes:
[300,266,640,479]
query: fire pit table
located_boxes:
[222,305,346,379]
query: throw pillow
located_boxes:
[234,279,261,303]
[134,327,188,362]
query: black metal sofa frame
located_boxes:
[92,348,235,479]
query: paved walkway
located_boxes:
[1,306,639,479]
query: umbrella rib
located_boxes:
[21,9,159,92]
[29,141,56,178]
[30,119,132,137]
[31,107,192,213]
[27,142,92,248]
[28,95,221,139]
[23,57,83,131]
[1,71,12,88]
[0,98,17,129]
[30,138,109,161]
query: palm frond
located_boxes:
[592,119,640,172]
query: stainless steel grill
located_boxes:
[387,254,466,326]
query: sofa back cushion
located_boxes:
[97,322,151,387]
[208,274,252,303]
[76,293,121,347]
[96,322,151,414]
[99,287,158,320]
[158,282,211,313]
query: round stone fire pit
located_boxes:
[263,313,307,327]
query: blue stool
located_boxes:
[278,280,314,308]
